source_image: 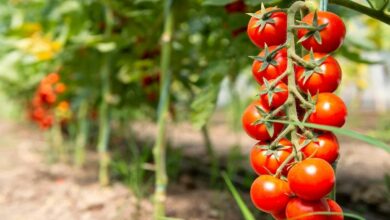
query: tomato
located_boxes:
[287,158,335,200]
[55,83,66,94]
[260,80,289,109]
[224,0,246,14]
[295,53,342,95]
[44,72,60,84]
[308,93,347,128]
[242,99,284,141]
[301,132,339,164]
[285,198,329,220]
[297,11,346,53]
[250,175,291,213]
[250,138,292,175]
[247,8,287,48]
[252,46,287,85]
[327,199,344,220]
[271,210,287,220]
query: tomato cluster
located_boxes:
[29,72,69,129]
[244,5,347,220]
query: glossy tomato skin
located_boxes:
[327,199,344,220]
[247,8,287,48]
[250,138,292,175]
[301,132,340,164]
[252,46,287,85]
[242,99,284,141]
[295,54,342,95]
[250,175,291,213]
[297,11,346,53]
[260,80,289,109]
[287,158,335,200]
[285,198,330,220]
[308,93,347,128]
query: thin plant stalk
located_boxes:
[153,0,174,218]
[74,100,89,168]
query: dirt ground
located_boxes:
[1,115,390,220]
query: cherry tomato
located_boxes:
[260,80,289,109]
[250,138,292,175]
[297,11,346,53]
[308,93,347,128]
[247,8,287,48]
[287,158,335,200]
[295,53,342,95]
[242,99,284,141]
[327,198,344,220]
[250,175,291,213]
[285,198,329,220]
[271,210,287,220]
[224,0,246,13]
[252,46,287,85]
[301,132,339,164]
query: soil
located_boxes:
[1,113,390,220]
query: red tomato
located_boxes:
[260,80,289,109]
[247,8,287,48]
[55,83,66,94]
[224,0,246,13]
[242,99,284,141]
[287,158,335,200]
[301,132,339,164]
[250,175,291,213]
[297,11,346,53]
[271,210,287,220]
[327,199,344,220]
[250,138,292,175]
[252,46,287,85]
[308,93,347,128]
[295,54,342,95]
[285,198,330,220]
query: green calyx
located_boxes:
[296,11,328,45]
[299,50,328,85]
[259,78,286,107]
[249,44,285,72]
[247,3,284,33]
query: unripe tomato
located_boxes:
[252,46,287,85]
[260,80,289,109]
[285,198,329,220]
[250,138,292,175]
[242,99,284,141]
[327,198,344,220]
[295,54,342,95]
[297,11,346,53]
[308,93,347,128]
[301,132,339,164]
[287,158,335,200]
[250,175,291,213]
[247,8,287,48]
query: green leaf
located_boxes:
[222,172,255,220]
[266,120,390,153]
[202,0,234,6]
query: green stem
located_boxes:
[329,0,390,25]
[153,0,173,218]
[290,53,316,69]
[201,125,219,185]
[97,56,111,186]
[274,0,308,178]
[320,0,329,11]
[74,100,89,168]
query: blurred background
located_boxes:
[0,0,389,219]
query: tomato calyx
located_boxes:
[296,11,328,45]
[250,44,285,72]
[259,79,286,107]
[251,104,284,137]
[247,5,286,33]
[298,51,329,84]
